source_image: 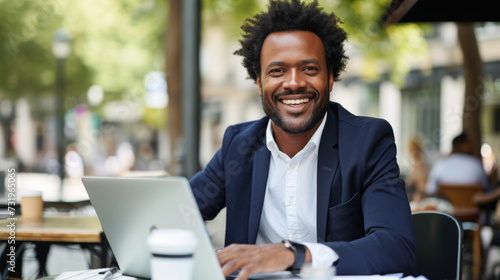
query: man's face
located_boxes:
[257,30,333,134]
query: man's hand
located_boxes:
[216,243,296,280]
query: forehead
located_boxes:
[260,30,326,66]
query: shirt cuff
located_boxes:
[301,242,339,267]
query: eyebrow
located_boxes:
[265,59,321,70]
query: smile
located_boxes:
[281,98,310,105]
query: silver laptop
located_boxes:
[82,176,298,280]
[82,176,226,280]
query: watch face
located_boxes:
[282,240,293,249]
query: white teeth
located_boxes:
[282,98,310,105]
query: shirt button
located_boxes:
[289,163,296,169]
[287,198,294,205]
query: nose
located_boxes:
[282,69,306,91]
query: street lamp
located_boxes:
[52,29,71,192]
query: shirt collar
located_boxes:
[266,113,328,158]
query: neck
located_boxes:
[271,122,320,158]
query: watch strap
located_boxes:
[281,240,306,271]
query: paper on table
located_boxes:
[335,276,399,280]
[335,274,428,280]
[245,272,412,280]
[54,268,136,280]
[54,269,427,280]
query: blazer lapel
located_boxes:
[316,108,340,242]
[247,145,271,244]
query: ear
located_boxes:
[256,77,262,96]
[328,72,334,92]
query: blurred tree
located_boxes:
[201,0,427,86]
[165,0,182,175]
[0,0,92,101]
[0,0,166,165]
[0,0,166,112]
[62,0,166,103]
[381,0,486,159]
[458,23,483,159]
[330,0,428,86]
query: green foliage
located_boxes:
[203,0,264,37]
[202,0,429,87]
[0,0,166,111]
[325,0,429,86]
[62,0,166,102]
[0,0,428,112]
[0,0,67,98]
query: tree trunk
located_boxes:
[457,23,483,159]
[166,0,183,175]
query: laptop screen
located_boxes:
[82,176,225,280]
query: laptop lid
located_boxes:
[81,176,225,280]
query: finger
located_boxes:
[234,254,275,280]
[232,257,263,280]
[216,243,246,257]
[221,250,258,277]
[217,245,244,266]
[218,244,255,266]
[234,267,253,280]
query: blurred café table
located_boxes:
[1,174,92,215]
[0,212,107,279]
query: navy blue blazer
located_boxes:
[190,102,416,275]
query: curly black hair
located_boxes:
[234,0,349,82]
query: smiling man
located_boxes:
[189,1,416,279]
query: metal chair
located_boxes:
[412,210,463,280]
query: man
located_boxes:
[190,1,416,279]
[426,132,491,194]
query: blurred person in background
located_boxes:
[482,143,498,189]
[64,143,84,178]
[472,143,499,221]
[426,132,491,195]
[405,136,430,202]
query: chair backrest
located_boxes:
[438,183,483,209]
[412,210,463,280]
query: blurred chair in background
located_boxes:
[439,183,483,280]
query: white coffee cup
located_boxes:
[20,190,43,220]
[147,229,197,280]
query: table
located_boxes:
[0,213,102,243]
[0,213,109,279]
[0,177,92,217]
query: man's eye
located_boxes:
[304,66,318,72]
[268,69,285,76]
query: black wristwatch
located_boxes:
[281,240,306,271]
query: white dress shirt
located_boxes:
[256,114,338,267]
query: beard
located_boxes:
[261,88,330,134]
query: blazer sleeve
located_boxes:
[190,125,238,221]
[327,119,416,275]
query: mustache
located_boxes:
[273,89,317,102]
